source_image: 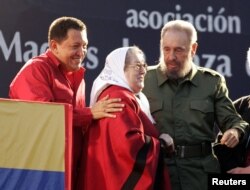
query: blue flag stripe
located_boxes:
[0,168,64,190]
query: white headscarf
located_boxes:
[90,47,155,124]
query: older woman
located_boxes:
[76,46,172,190]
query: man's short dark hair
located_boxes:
[48,16,86,43]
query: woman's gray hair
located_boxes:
[124,46,145,69]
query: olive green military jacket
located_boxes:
[143,64,248,190]
[143,64,247,145]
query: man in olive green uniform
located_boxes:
[143,20,248,190]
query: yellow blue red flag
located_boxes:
[0,99,72,190]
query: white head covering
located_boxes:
[90,47,155,124]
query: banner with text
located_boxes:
[0,0,250,102]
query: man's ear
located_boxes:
[50,40,58,52]
[191,42,198,57]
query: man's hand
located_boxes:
[91,95,124,119]
[227,166,250,174]
[220,128,240,148]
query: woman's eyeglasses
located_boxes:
[127,63,148,71]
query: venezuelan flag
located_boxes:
[0,99,72,190]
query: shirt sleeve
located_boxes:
[73,107,93,131]
[9,62,55,101]
[215,76,248,133]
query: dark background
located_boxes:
[1,0,250,104]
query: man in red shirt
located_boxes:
[9,16,124,189]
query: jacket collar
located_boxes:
[155,63,199,87]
